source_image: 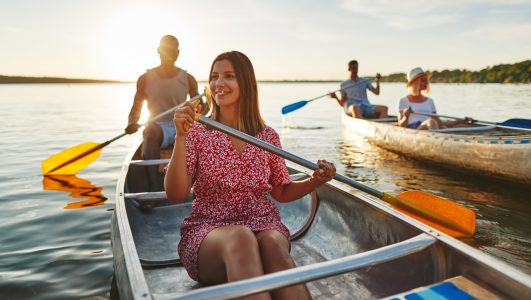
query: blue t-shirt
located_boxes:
[340,78,373,108]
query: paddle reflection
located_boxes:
[42,175,107,209]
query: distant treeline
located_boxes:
[2,60,529,84]
[0,75,123,84]
[382,60,530,84]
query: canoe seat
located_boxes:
[130,159,171,166]
[384,275,503,299]
[125,191,193,210]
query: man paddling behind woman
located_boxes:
[330,60,389,119]
[124,35,199,191]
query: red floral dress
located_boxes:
[178,121,292,281]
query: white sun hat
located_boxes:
[406,67,431,86]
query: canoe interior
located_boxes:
[114,144,531,299]
[124,166,434,298]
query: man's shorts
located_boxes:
[407,120,422,129]
[346,103,376,118]
[158,122,176,149]
[359,103,376,117]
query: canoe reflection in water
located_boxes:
[42,175,107,209]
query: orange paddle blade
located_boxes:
[42,142,103,175]
[384,191,476,238]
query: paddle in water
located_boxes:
[42,93,205,175]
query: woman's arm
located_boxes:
[270,160,335,203]
[164,136,193,203]
[398,107,410,127]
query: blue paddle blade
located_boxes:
[281,100,308,115]
[498,118,531,129]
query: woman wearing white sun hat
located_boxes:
[397,67,471,130]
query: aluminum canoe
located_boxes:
[111,139,531,299]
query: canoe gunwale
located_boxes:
[156,233,438,300]
[112,139,152,300]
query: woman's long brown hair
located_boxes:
[206,51,265,136]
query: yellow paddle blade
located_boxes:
[384,191,476,238]
[42,142,103,175]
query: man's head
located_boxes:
[348,60,358,77]
[158,35,180,64]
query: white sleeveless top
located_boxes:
[145,68,189,122]
[398,96,437,126]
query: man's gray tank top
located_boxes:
[145,68,189,123]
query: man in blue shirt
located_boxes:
[330,60,388,118]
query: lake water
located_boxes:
[0,82,530,299]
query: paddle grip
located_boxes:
[182,99,202,132]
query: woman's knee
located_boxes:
[198,226,261,284]
[427,118,439,129]
[221,226,260,258]
[256,231,292,263]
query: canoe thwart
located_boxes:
[130,159,171,166]
[125,191,169,209]
[125,191,167,200]
[141,258,182,268]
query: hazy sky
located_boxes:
[1,0,530,81]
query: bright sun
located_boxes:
[100,5,181,81]
[101,15,159,80]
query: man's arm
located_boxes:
[329,92,346,107]
[188,73,206,113]
[125,74,146,134]
[187,73,199,97]
[368,73,381,95]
